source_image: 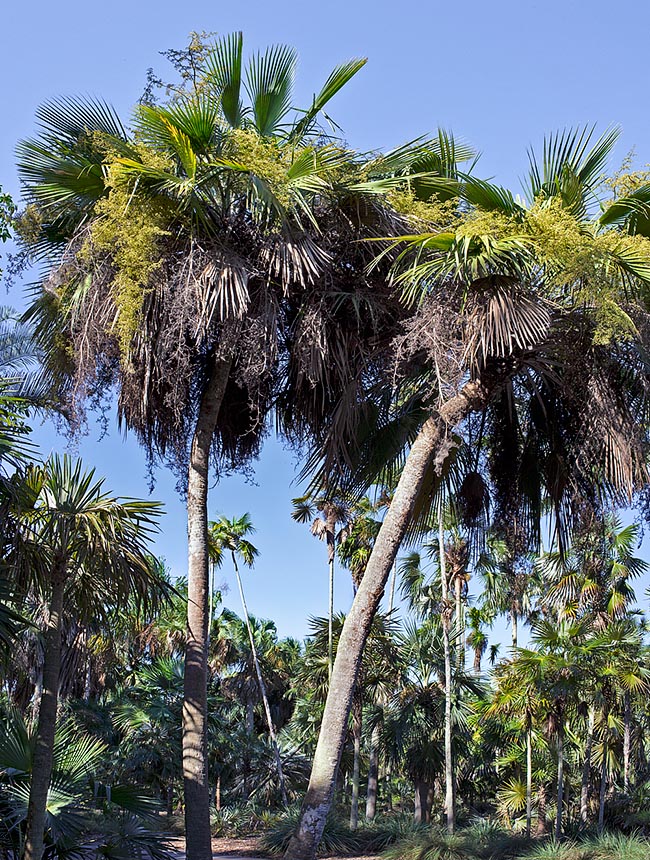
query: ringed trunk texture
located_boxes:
[23,571,65,860]
[580,707,595,825]
[183,356,231,860]
[285,382,485,860]
[365,724,380,820]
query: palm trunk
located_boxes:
[183,356,231,860]
[326,509,336,681]
[455,577,465,670]
[526,726,532,838]
[388,561,397,615]
[511,608,518,650]
[440,510,455,835]
[23,570,65,860]
[349,696,362,830]
[598,748,607,831]
[555,725,564,840]
[623,692,631,793]
[580,707,595,825]
[234,557,288,806]
[285,383,486,860]
[365,724,380,820]
[536,783,547,836]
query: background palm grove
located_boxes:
[4,12,650,860]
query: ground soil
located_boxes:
[167,836,376,860]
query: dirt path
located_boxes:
[167,836,377,860]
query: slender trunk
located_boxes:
[234,558,288,806]
[580,707,595,826]
[511,608,518,651]
[216,774,221,812]
[598,747,607,831]
[285,384,487,860]
[555,725,564,841]
[349,696,362,830]
[365,725,380,820]
[23,571,65,860]
[413,780,430,823]
[388,561,397,615]
[440,511,454,835]
[536,784,547,836]
[623,692,631,793]
[526,726,532,838]
[473,648,481,675]
[243,697,254,800]
[326,509,336,683]
[413,782,422,824]
[455,576,464,670]
[183,356,231,860]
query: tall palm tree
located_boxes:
[288,128,650,859]
[16,35,452,857]
[208,513,288,805]
[291,494,351,679]
[6,454,163,860]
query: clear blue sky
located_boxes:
[2,0,650,642]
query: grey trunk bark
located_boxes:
[183,356,231,860]
[23,570,65,860]
[285,382,486,860]
[365,724,380,820]
[598,749,607,831]
[234,558,288,806]
[349,697,362,830]
[511,609,518,650]
[555,726,564,840]
[440,510,454,835]
[536,784,547,836]
[623,691,631,793]
[526,727,532,838]
[580,707,595,825]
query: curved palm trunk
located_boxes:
[285,382,485,860]
[580,707,595,826]
[440,513,454,835]
[23,569,65,860]
[233,557,288,806]
[183,356,232,860]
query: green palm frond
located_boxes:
[203,31,245,128]
[245,43,297,136]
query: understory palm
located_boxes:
[7,455,162,860]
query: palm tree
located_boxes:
[292,494,351,679]
[466,607,489,675]
[5,454,163,860]
[208,513,288,805]
[289,128,650,860]
[16,35,449,857]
